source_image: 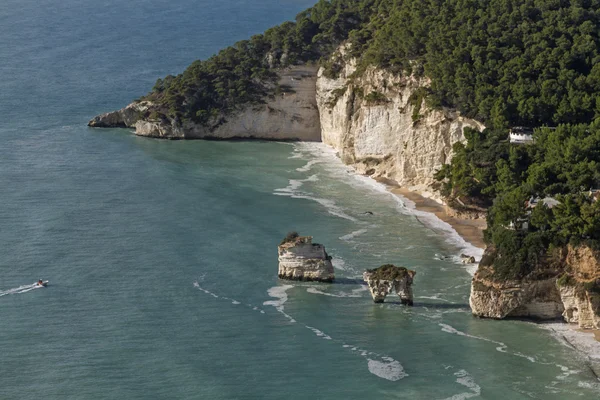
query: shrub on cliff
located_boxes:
[280,231,300,245]
[366,264,410,280]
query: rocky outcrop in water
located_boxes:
[461,254,476,264]
[470,245,600,327]
[89,66,321,140]
[88,101,153,128]
[278,233,334,282]
[363,264,415,304]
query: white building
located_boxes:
[509,127,534,144]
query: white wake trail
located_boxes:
[0,284,44,297]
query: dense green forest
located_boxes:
[437,122,600,278]
[141,0,600,278]
[144,0,600,130]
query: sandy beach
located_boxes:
[391,187,487,249]
[390,186,600,352]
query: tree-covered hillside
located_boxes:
[137,0,600,278]
[438,121,600,278]
[144,0,600,131]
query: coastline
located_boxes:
[384,183,600,354]
[390,187,487,250]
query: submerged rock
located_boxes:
[278,233,334,282]
[363,264,416,304]
[460,254,476,264]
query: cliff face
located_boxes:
[470,245,600,328]
[278,236,334,282]
[558,246,600,329]
[315,58,485,190]
[89,66,321,141]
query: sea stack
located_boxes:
[363,264,416,304]
[277,232,335,282]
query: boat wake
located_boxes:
[0,283,44,297]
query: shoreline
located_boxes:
[384,183,600,353]
[390,187,487,250]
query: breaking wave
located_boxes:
[289,142,484,274]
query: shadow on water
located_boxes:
[332,277,365,285]
[410,302,470,310]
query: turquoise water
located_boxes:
[1,1,599,398]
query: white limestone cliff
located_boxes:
[90,51,486,191]
[315,57,485,190]
[89,66,321,141]
[470,245,600,327]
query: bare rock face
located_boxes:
[470,245,600,325]
[470,273,564,319]
[470,247,565,319]
[88,66,321,140]
[558,285,600,329]
[461,254,476,264]
[88,101,153,128]
[277,234,334,282]
[555,246,600,329]
[316,47,485,191]
[363,264,415,304]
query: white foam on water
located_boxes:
[296,159,321,172]
[292,195,358,222]
[193,282,220,298]
[352,285,369,295]
[367,359,408,381]
[263,285,293,310]
[305,325,332,340]
[292,143,484,274]
[439,323,537,362]
[263,285,296,323]
[331,257,347,271]
[304,174,319,182]
[0,283,45,297]
[578,381,600,390]
[417,295,451,303]
[263,280,407,381]
[193,282,265,313]
[542,322,600,362]
[273,189,358,222]
[306,287,364,298]
[274,179,303,194]
[398,199,484,276]
[339,229,368,241]
[441,370,481,400]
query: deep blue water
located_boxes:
[1,1,599,398]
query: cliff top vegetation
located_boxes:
[366,264,414,280]
[437,121,600,279]
[140,0,600,131]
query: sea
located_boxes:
[0,0,599,398]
